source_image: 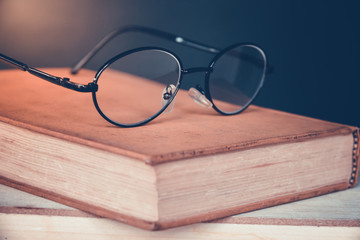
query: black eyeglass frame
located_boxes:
[0,25,269,128]
[204,42,267,116]
[92,46,184,128]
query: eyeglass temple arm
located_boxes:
[71,25,221,74]
[0,53,98,92]
[72,25,274,75]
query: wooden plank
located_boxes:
[0,214,359,240]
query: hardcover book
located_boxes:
[0,68,358,230]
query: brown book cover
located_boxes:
[0,68,359,230]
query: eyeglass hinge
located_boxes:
[59,77,98,92]
[86,82,98,92]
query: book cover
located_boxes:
[0,68,358,230]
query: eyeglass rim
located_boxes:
[92,46,183,128]
[205,43,267,115]
[91,43,267,127]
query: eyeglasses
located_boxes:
[0,25,268,127]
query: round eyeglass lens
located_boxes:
[93,49,181,126]
[207,44,266,114]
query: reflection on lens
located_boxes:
[207,44,266,114]
[93,49,181,126]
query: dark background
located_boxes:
[0,0,359,126]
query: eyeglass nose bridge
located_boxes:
[181,67,214,108]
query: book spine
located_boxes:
[350,129,359,186]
